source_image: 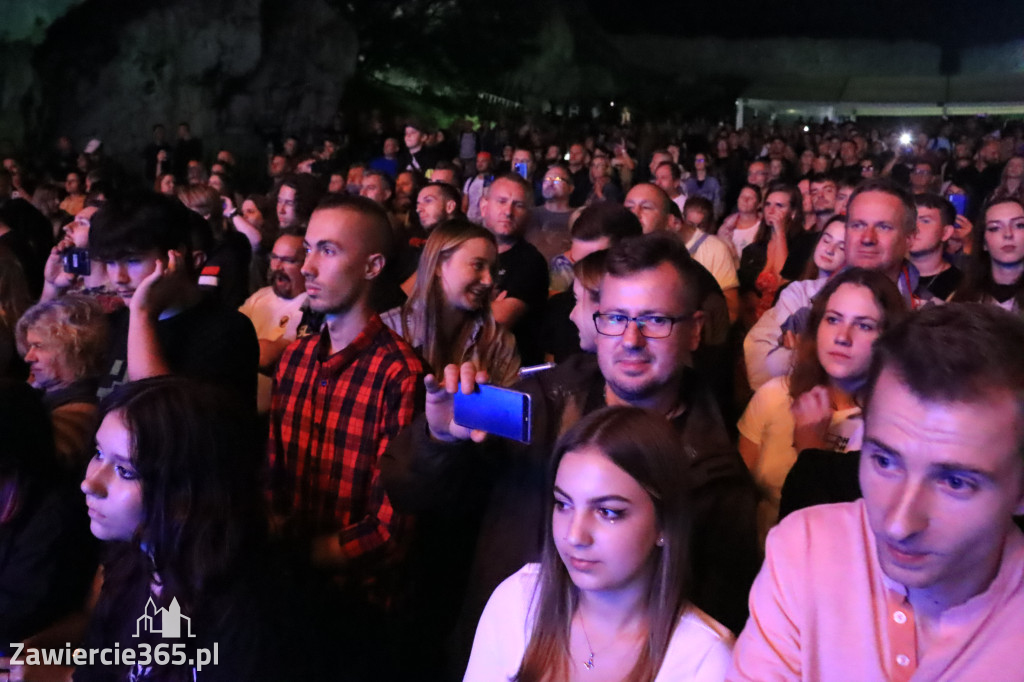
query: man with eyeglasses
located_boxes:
[383,233,760,669]
[526,163,575,263]
[908,158,937,195]
[239,232,307,415]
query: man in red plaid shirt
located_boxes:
[268,194,425,592]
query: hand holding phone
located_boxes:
[61,247,91,276]
[424,362,491,443]
[454,383,532,443]
[946,193,967,217]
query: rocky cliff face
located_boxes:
[1,0,356,171]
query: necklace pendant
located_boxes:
[584,653,595,670]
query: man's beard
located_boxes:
[270,270,297,298]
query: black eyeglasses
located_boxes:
[593,313,691,339]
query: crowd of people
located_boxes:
[1,109,1024,681]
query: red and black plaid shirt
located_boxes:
[268,314,424,561]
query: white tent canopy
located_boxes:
[736,72,1024,126]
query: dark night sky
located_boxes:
[583,0,1024,47]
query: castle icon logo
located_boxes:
[133,597,196,638]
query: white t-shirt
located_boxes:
[238,287,307,413]
[686,230,739,292]
[464,175,488,223]
[672,192,689,214]
[743,277,830,391]
[737,376,863,543]
[464,564,734,682]
[730,221,761,261]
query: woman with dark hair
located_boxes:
[154,173,176,197]
[952,197,1024,311]
[74,377,312,681]
[229,193,280,291]
[383,219,519,385]
[465,406,733,681]
[738,182,805,320]
[738,268,907,543]
[0,380,97,649]
[683,153,724,222]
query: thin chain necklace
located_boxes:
[578,613,596,670]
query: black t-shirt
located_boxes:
[98,296,259,408]
[568,167,591,207]
[497,239,549,366]
[780,230,819,282]
[542,289,581,363]
[199,230,252,309]
[918,264,963,301]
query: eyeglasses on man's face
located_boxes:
[593,312,691,339]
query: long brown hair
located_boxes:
[789,267,908,400]
[952,196,1024,310]
[754,181,804,246]
[400,219,519,384]
[515,406,692,682]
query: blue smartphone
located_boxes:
[514,161,529,179]
[947,193,967,217]
[453,384,532,443]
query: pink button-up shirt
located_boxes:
[728,500,1024,681]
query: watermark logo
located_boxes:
[134,597,195,639]
[7,597,217,673]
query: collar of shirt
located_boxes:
[315,313,386,376]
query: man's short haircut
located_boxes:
[633,182,673,214]
[571,203,643,242]
[545,163,572,185]
[604,232,703,314]
[656,161,681,182]
[361,169,394,192]
[914,193,956,229]
[421,181,461,206]
[847,178,916,236]
[405,118,427,133]
[911,157,935,173]
[89,191,193,262]
[808,172,836,187]
[837,175,859,191]
[486,173,532,199]
[864,303,1024,460]
[573,249,607,297]
[280,173,327,226]
[313,194,394,259]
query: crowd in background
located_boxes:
[2,107,1024,681]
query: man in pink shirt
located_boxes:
[729,303,1024,682]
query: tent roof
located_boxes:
[739,73,1024,117]
[742,72,1024,103]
